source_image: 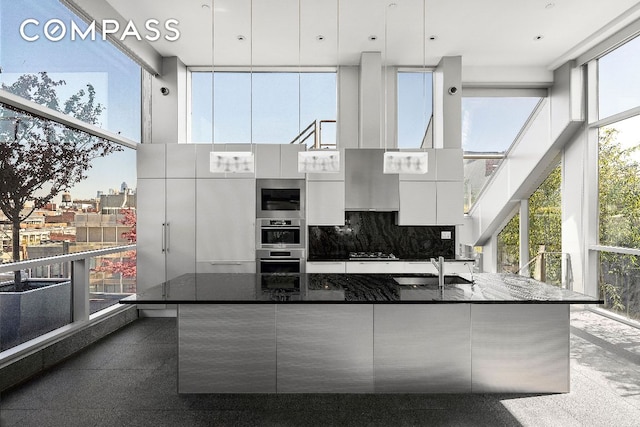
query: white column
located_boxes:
[519,199,530,276]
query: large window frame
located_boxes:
[586,34,640,323]
[461,88,547,213]
[187,66,337,145]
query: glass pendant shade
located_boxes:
[298,150,340,173]
[383,151,428,174]
[210,151,255,173]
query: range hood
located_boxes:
[345,149,399,211]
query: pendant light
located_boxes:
[298,0,341,173]
[383,0,428,174]
[210,0,255,173]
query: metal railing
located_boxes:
[0,245,136,323]
[289,119,337,149]
[515,251,572,289]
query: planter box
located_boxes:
[0,279,72,352]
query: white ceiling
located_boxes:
[104,0,640,82]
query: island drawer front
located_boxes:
[276,304,374,393]
[471,304,569,393]
[178,305,276,393]
[373,305,472,393]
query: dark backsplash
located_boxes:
[308,212,455,260]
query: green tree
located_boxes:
[497,165,562,279]
[598,128,640,316]
[0,72,121,289]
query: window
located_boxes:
[497,213,519,274]
[598,115,640,249]
[397,71,433,148]
[462,96,542,212]
[191,71,336,145]
[598,35,640,119]
[594,35,640,322]
[0,0,141,141]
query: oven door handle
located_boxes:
[259,258,301,262]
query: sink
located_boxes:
[393,275,471,286]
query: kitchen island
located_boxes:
[121,273,601,394]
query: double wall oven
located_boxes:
[256,179,306,295]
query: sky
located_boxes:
[0,0,139,202]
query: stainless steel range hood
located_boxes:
[345,149,399,211]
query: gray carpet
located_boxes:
[1,308,640,426]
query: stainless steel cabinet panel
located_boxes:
[136,178,166,292]
[165,179,196,280]
[137,179,196,291]
[307,181,345,225]
[195,261,256,273]
[196,179,255,262]
[178,304,276,393]
[345,149,399,211]
[276,304,374,393]
[374,305,471,393]
[471,304,570,393]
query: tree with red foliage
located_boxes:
[94,209,137,279]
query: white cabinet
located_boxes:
[398,181,437,225]
[307,181,345,225]
[435,149,464,181]
[436,181,464,225]
[345,261,401,274]
[255,144,305,179]
[400,262,438,274]
[137,178,196,292]
[306,261,346,273]
[196,179,256,270]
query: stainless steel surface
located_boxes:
[471,304,569,393]
[178,304,276,393]
[374,305,471,393]
[431,256,445,288]
[196,179,256,262]
[256,218,305,249]
[276,304,374,393]
[256,179,305,218]
[345,149,399,211]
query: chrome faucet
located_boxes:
[430,256,445,289]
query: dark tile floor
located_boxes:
[1,308,640,426]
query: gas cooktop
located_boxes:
[349,252,398,260]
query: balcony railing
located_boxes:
[0,245,136,354]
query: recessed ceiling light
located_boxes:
[534,35,544,41]
[428,35,437,41]
[237,35,246,41]
[316,35,325,41]
[369,35,378,41]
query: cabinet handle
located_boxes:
[161,223,166,253]
[165,222,170,253]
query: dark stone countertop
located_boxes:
[120,273,602,304]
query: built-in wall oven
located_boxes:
[257,218,305,249]
[256,179,305,218]
[257,248,305,301]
